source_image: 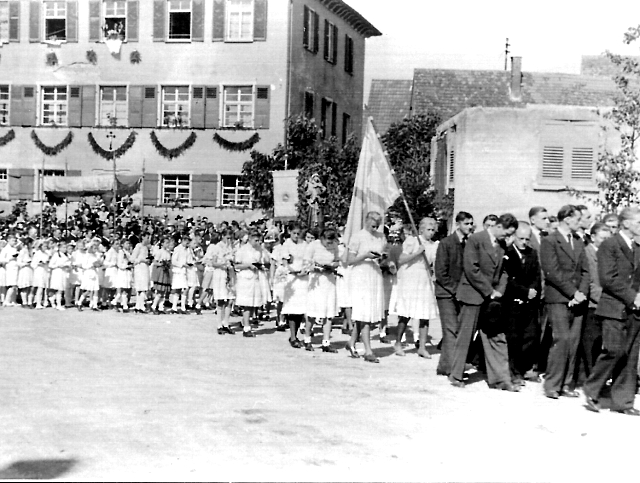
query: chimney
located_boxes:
[510,56,522,100]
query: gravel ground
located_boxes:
[0,306,637,482]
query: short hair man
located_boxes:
[528,206,550,254]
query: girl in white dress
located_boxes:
[102,239,120,302]
[77,242,102,311]
[281,224,310,348]
[211,229,236,334]
[170,236,190,314]
[31,239,51,309]
[17,238,34,308]
[346,212,387,363]
[1,235,20,306]
[393,217,440,358]
[234,229,270,337]
[270,234,288,331]
[114,240,133,312]
[185,239,202,310]
[304,227,341,352]
[131,233,152,313]
[69,241,86,307]
[195,234,218,314]
[49,241,71,310]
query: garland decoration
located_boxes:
[150,131,197,160]
[87,131,137,161]
[0,129,16,147]
[31,130,73,156]
[213,132,260,152]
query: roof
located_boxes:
[366,79,413,135]
[410,68,618,120]
[318,0,382,37]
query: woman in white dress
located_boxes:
[49,241,71,310]
[346,212,387,363]
[114,240,133,312]
[31,239,51,309]
[211,229,236,334]
[234,229,270,337]
[17,238,34,308]
[304,227,341,352]
[281,224,310,348]
[0,235,19,306]
[393,217,440,358]
[77,241,102,311]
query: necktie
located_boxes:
[461,235,468,249]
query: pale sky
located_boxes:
[346,0,640,100]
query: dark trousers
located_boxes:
[537,304,551,374]
[575,307,602,385]
[450,303,511,385]
[436,297,460,375]
[505,301,539,380]
[583,315,640,411]
[543,303,584,393]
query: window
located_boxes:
[168,0,191,41]
[344,35,354,74]
[223,86,253,128]
[0,1,8,42]
[324,20,337,64]
[44,1,66,41]
[103,0,126,40]
[320,98,336,139]
[100,86,127,127]
[220,174,251,207]
[0,169,8,200]
[0,85,8,125]
[162,86,190,127]
[226,0,253,41]
[342,112,351,145]
[42,86,68,126]
[35,169,65,201]
[302,6,318,53]
[161,174,191,205]
[304,91,314,120]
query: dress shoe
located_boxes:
[489,382,521,392]
[289,338,303,349]
[217,327,225,335]
[363,353,380,363]
[545,390,560,399]
[560,389,580,398]
[243,330,255,338]
[449,377,465,388]
[275,324,287,332]
[584,394,601,413]
[611,408,640,416]
[221,326,234,335]
[379,336,390,344]
[321,345,338,353]
[304,342,315,351]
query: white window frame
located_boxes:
[99,85,128,127]
[324,21,336,64]
[161,85,190,127]
[34,168,65,201]
[0,84,9,126]
[0,1,9,43]
[167,0,192,42]
[43,0,67,41]
[41,85,68,126]
[160,173,192,206]
[219,173,252,208]
[225,0,254,42]
[0,168,8,201]
[222,84,254,128]
[103,0,127,41]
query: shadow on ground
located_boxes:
[0,458,78,480]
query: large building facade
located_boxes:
[0,0,379,218]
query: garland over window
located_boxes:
[213,132,260,152]
[87,131,137,160]
[31,130,73,156]
[0,129,16,147]
[150,131,197,160]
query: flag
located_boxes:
[343,117,401,244]
[272,170,299,218]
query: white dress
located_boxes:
[211,242,236,301]
[1,244,19,287]
[281,239,309,315]
[31,250,50,289]
[336,243,352,309]
[102,248,119,289]
[348,229,386,323]
[132,243,151,292]
[305,240,339,319]
[80,252,101,292]
[49,252,71,292]
[17,248,33,289]
[115,250,133,289]
[270,244,287,302]
[171,245,189,290]
[234,243,268,307]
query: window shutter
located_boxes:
[571,147,594,181]
[323,20,329,60]
[312,11,319,54]
[9,85,22,126]
[344,35,353,73]
[68,86,82,127]
[302,6,309,48]
[541,146,564,179]
[253,0,267,41]
[331,102,337,137]
[143,173,159,206]
[8,169,21,199]
[9,1,20,42]
[212,0,225,41]
[191,174,217,207]
[191,0,204,41]
[153,0,166,42]
[66,0,78,42]
[141,86,157,128]
[332,25,338,64]
[29,0,41,43]
[254,86,270,129]
[88,0,101,42]
[191,86,205,128]
[18,169,35,199]
[449,149,455,182]
[81,85,96,127]
[127,0,139,42]
[204,86,219,128]
[21,85,36,126]
[128,85,143,128]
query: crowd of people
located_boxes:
[1,198,639,415]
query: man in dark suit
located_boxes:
[503,222,541,385]
[541,205,590,399]
[448,213,519,391]
[583,207,640,415]
[435,211,474,376]
[529,206,550,379]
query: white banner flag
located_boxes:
[272,170,299,218]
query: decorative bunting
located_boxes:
[0,129,15,147]
[88,131,137,161]
[213,132,260,152]
[31,130,74,156]
[150,131,197,160]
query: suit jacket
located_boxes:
[540,230,590,304]
[595,234,638,320]
[503,245,541,304]
[456,230,508,306]
[584,243,602,308]
[434,231,464,299]
[530,230,542,255]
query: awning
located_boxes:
[43,174,142,197]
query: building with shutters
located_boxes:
[0,0,380,220]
